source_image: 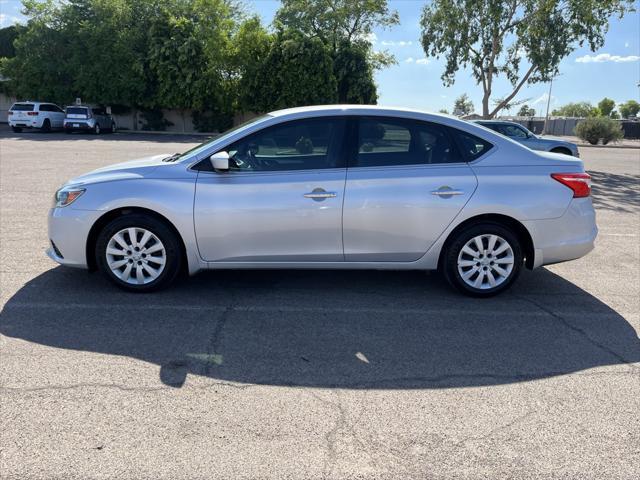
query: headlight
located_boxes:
[54,186,85,207]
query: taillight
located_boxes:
[27,111,39,116]
[551,173,591,198]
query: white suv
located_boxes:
[8,101,65,133]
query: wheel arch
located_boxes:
[438,213,535,270]
[86,207,188,273]
[550,146,572,156]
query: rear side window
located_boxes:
[11,103,34,111]
[40,104,53,112]
[354,117,462,167]
[449,129,493,161]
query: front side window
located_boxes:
[354,117,461,167]
[223,117,345,172]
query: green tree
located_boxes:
[517,104,536,117]
[619,100,640,119]
[597,97,616,117]
[275,0,398,103]
[438,108,449,114]
[0,25,25,58]
[453,93,474,116]
[552,102,598,118]
[248,32,338,112]
[420,0,634,118]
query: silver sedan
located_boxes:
[47,106,597,296]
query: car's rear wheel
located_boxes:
[11,126,22,133]
[442,223,523,297]
[41,119,51,132]
[96,214,182,292]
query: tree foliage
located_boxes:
[0,25,24,58]
[552,102,598,118]
[2,0,396,127]
[245,32,338,112]
[453,93,474,116]
[420,0,634,118]
[597,97,616,117]
[619,100,640,119]
[275,0,398,103]
[517,104,536,117]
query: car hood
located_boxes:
[65,154,172,186]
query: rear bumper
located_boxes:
[523,197,597,268]
[8,120,40,129]
[64,122,94,131]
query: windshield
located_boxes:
[177,115,272,162]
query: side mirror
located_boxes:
[210,151,229,171]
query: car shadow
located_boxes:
[589,170,640,213]
[1,267,638,389]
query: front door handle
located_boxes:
[304,188,337,201]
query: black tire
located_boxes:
[41,119,51,132]
[442,222,523,297]
[11,126,22,133]
[95,214,182,292]
[94,123,101,135]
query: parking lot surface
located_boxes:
[1,127,638,479]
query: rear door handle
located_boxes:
[431,190,464,196]
[304,188,337,200]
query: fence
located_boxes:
[502,116,640,139]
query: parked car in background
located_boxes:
[64,106,116,134]
[474,120,580,157]
[47,105,597,297]
[8,101,65,133]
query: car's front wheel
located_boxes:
[96,214,182,292]
[442,223,523,297]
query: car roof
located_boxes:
[269,104,457,120]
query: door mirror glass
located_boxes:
[210,151,229,171]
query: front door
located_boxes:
[343,117,481,262]
[194,117,347,262]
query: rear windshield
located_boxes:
[66,107,89,115]
[11,103,34,111]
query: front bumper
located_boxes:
[523,197,597,268]
[47,207,102,269]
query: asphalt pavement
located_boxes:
[1,127,638,479]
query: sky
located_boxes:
[1,0,639,115]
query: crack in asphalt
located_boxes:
[517,294,640,372]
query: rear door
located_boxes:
[194,116,348,262]
[343,117,481,262]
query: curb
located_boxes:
[577,144,640,150]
